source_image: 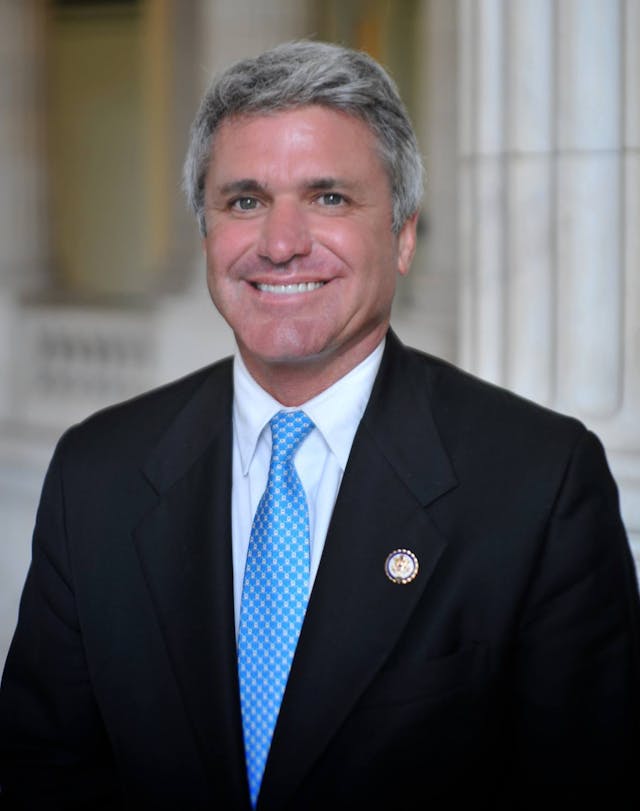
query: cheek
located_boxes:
[204,244,238,310]
[205,222,255,275]
[315,222,374,267]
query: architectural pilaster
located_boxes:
[198,0,314,85]
[0,0,48,422]
[394,0,458,363]
[0,0,48,294]
[0,0,50,666]
[458,0,640,559]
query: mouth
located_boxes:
[253,281,326,295]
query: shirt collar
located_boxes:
[233,340,385,475]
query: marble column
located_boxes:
[0,0,48,292]
[458,0,640,559]
[393,0,459,364]
[0,0,52,669]
[198,0,315,87]
[0,0,48,422]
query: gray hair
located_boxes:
[183,40,424,235]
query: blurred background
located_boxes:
[0,0,638,670]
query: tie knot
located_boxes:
[269,410,314,461]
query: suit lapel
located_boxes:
[133,361,251,810]
[127,335,457,811]
[260,333,458,810]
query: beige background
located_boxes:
[0,0,638,676]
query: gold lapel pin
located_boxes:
[385,549,419,584]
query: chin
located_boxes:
[246,324,334,365]
[259,342,329,367]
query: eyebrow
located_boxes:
[217,179,265,196]
[305,177,347,190]
[216,177,356,196]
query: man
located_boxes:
[1,40,639,810]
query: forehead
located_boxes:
[207,105,387,182]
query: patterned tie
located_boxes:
[238,410,315,807]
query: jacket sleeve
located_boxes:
[504,429,640,806]
[0,436,122,809]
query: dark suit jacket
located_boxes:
[1,332,639,809]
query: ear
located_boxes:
[396,212,419,277]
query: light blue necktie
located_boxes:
[238,410,315,808]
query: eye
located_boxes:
[316,192,345,207]
[231,196,260,211]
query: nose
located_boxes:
[257,200,312,265]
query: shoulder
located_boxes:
[415,346,580,427]
[393,343,628,565]
[388,335,583,435]
[396,342,591,473]
[55,356,233,469]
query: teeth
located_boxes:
[256,282,325,294]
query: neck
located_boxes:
[239,330,386,407]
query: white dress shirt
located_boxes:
[231,340,385,633]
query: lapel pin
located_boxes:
[385,549,419,584]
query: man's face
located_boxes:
[202,105,417,388]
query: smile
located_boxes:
[254,282,326,294]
